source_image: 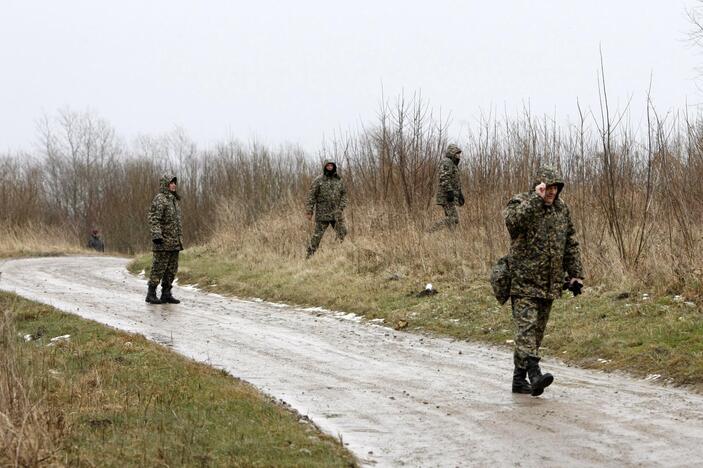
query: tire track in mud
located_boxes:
[2,256,703,467]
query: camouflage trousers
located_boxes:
[511,296,553,369]
[307,218,347,256]
[148,251,179,288]
[428,204,459,232]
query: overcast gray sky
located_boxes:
[1,0,701,152]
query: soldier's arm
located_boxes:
[147,195,165,240]
[504,193,543,237]
[562,206,584,279]
[305,178,319,215]
[438,161,453,195]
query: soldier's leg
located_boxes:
[513,296,554,396]
[161,251,180,289]
[445,204,459,230]
[511,296,541,370]
[149,251,169,287]
[160,251,181,304]
[534,299,553,351]
[332,216,347,242]
[428,204,458,232]
[307,221,329,256]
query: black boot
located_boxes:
[512,367,532,394]
[145,285,163,304]
[527,357,553,397]
[160,287,181,304]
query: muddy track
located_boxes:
[2,256,703,467]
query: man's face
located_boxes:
[168,181,177,192]
[544,184,558,205]
[325,163,334,172]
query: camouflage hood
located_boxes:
[322,159,340,178]
[445,144,462,164]
[532,166,564,196]
[159,173,180,200]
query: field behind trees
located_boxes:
[2,95,702,297]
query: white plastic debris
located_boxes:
[23,334,33,342]
[425,283,433,291]
[644,374,661,381]
[47,335,71,346]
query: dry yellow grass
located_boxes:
[0,223,89,258]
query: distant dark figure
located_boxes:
[87,229,105,252]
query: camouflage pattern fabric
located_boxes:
[428,203,459,232]
[305,160,348,222]
[435,144,463,206]
[511,296,552,369]
[148,250,179,288]
[148,174,183,252]
[503,166,583,300]
[308,218,347,256]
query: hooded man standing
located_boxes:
[146,174,183,304]
[429,144,464,232]
[305,160,348,257]
[504,165,584,396]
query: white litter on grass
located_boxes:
[369,318,385,324]
[505,339,514,344]
[684,302,696,308]
[425,283,433,291]
[47,335,70,346]
[449,319,460,323]
[597,358,612,364]
[644,374,662,382]
[641,293,650,300]
[23,334,33,342]
[673,295,684,303]
[138,269,145,278]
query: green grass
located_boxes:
[1,292,356,467]
[131,247,703,391]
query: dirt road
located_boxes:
[2,256,703,467]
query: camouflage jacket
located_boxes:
[504,167,583,299]
[148,174,183,252]
[306,160,348,222]
[435,145,463,205]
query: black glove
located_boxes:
[446,192,454,203]
[563,279,583,296]
[153,238,163,246]
[457,193,465,207]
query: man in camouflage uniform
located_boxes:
[429,144,464,232]
[504,165,583,396]
[146,174,183,304]
[305,160,348,257]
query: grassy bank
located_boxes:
[130,238,703,392]
[0,292,356,467]
[0,223,90,258]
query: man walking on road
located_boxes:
[146,174,183,304]
[504,165,584,396]
[305,159,348,258]
[429,144,464,232]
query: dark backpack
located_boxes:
[490,255,511,305]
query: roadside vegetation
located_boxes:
[0,292,356,467]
